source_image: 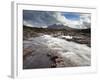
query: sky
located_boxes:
[23,10,91,29]
[62,12,80,21]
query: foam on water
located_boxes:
[24,35,91,68]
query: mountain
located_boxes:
[48,23,67,29]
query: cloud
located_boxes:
[23,10,91,29]
[80,14,91,29]
[54,13,80,29]
[54,12,91,29]
[23,10,61,28]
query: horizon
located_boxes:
[23,10,91,29]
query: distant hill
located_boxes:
[23,25,91,33]
[48,23,68,29]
